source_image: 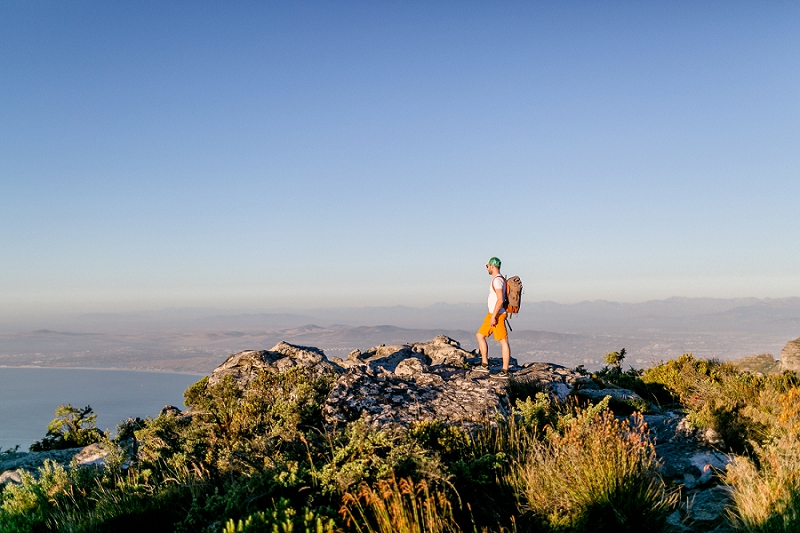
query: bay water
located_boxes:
[0,368,203,451]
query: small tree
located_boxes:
[30,404,104,451]
[604,348,627,374]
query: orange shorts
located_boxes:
[477,312,508,341]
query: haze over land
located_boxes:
[2,3,798,376]
[2,297,797,374]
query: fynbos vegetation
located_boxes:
[2,350,799,532]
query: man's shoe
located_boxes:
[473,364,490,374]
[491,369,510,379]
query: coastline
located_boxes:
[0,365,205,377]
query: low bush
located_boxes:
[29,405,104,452]
[509,403,675,532]
[340,476,460,533]
[221,498,339,533]
[725,388,800,532]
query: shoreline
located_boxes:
[0,365,205,377]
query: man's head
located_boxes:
[485,256,501,275]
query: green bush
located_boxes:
[221,498,338,533]
[725,388,800,532]
[314,420,443,497]
[29,405,104,452]
[509,406,675,532]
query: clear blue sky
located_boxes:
[2,2,798,317]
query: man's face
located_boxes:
[486,265,492,275]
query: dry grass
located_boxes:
[725,388,800,532]
[340,476,461,533]
[510,409,674,532]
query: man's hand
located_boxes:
[490,315,498,327]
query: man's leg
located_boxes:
[475,332,489,365]
[499,338,511,371]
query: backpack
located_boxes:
[504,276,523,317]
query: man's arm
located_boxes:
[490,282,505,326]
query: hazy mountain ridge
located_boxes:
[1,297,797,373]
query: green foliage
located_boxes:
[509,405,675,532]
[640,354,795,454]
[221,498,338,533]
[314,420,443,497]
[603,348,626,373]
[408,421,470,462]
[505,375,546,406]
[725,387,800,532]
[29,404,104,452]
[513,393,560,435]
[18,356,777,532]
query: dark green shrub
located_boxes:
[506,375,546,405]
[30,404,104,452]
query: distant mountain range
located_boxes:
[60,296,800,336]
[1,297,797,373]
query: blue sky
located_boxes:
[2,2,799,316]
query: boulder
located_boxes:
[208,342,339,387]
[515,362,588,401]
[573,387,644,404]
[0,469,21,487]
[410,335,472,367]
[686,485,732,526]
[0,446,98,481]
[73,443,110,468]
[357,344,425,374]
[643,413,732,484]
[780,337,800,373]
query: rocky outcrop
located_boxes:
[208,341,336,387]
[780,337,800,373]
[645,413,734,532]
[0,444,111,487]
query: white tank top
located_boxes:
[487,276,506,314]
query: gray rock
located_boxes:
[208,342,339,387]
[573,387,644,403]
[687,486,732,523]
[322,363,510,427]
[0,469,22,487]
[0,442,125,484]
[410,335,472,367]
[644,412,733,490]
[73,443,109,468]
[780,337,800,373]
[394,357,428,379]
[0,448,83,475]
[360,345,425,374]
[514,362,587,401]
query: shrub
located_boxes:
[340,476,460,533]
[641,354,774,453]
[221,498,339,533]
[314,420,443,497]
[603,348,626,374]
[505,375,546,405]
[725,388,800,532]
[408,421,471,463]
[29,404,104,452]
[509,405,675,532]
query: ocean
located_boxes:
[0,367,203,451]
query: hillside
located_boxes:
[2,336,800,532]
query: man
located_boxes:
[475,257,511,378]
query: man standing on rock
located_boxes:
[475,257,511,378]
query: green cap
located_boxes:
[485,257,501,267]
